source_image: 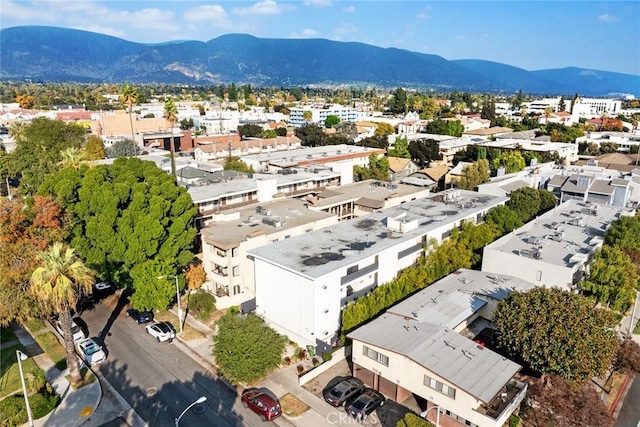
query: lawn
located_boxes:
[634,319,640,335]
[34,332,67,371]
[0,327,18,343]
[153,311,206,341]
[23,318,46,333]
[0,344,39,399]
[279,393,310,418]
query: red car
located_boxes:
[241,388,282,422]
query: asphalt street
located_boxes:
[616,376,640,427]
[76,293,272,427]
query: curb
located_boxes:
[609,374,632,417]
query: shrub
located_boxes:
[27,367,46,393]
[30,391,60,419]
[296,365,305,375]
[396,412,434,427]
[228,306,240,315]
[509,414,521,427]
[0,395,27,426]
[283,356,291,366]
[188,290,216,321]
[322,352,333,362]
[298,348,308,361]
[312,356,321,367]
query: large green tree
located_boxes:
[408,140,441,168]
[30,242,94,383]
[213,312,287,383]
[387,136,411,158]
[129,260,185,311]
[485,205,523,235]
[494,287,619,381]
[38,157,198,285]
[580,246,639,311]
[294,124,324,147]
[9,117,86,193]
[459,159,490,190]
[507,187,542,222]
[354,154,389,181]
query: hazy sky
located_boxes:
[2,0,639,75]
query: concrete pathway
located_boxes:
[12,325,101,427]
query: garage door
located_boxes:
[378,376,397,400]
[354,364,375,388]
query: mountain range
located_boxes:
[1,26,638,97]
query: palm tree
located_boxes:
[544,106,554,125]
[302,110,312,123]
[120,84,138,156]
[163,100,178,179]
[30,243,94,383]
[57,147,85,170]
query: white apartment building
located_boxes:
[248,189,508,350]
[575,131,640,153]
[482,200,635,289]
[289,105,360,127]
[201,198,338,310]
[349,269,534,427]
[476,138,579,164]
[572,97,623,118]
[200,180,431,309]
[524,97,562,114]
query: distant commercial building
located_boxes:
[289,105,360,127]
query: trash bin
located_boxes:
[306,345,315,358]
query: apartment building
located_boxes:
[476,138,579,165]
[482,200,635,289]
[349,269,533,427]
[575,131,640,153]
[248,189,508,350]
[289,105,360,127]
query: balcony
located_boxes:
[475,379,527,422]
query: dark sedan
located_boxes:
[323,377,364,407]
[126,308,153,324]
[346,388,385,421]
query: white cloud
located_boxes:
[184,5,232,28]
[334,22,358,35]
[598,13,617,22]
[417,5,432,19]
[70,24,127,39]
[290,28,319,38]
[304,0,332,6]
[232,0,295,16]
[115,8,178,31]
[343,6,356,13]
[2,0,61,21]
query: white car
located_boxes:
[76,338,106,366]
[94,282,111,292]
[145,321,176,343]
[54,318,87,343]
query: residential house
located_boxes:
[388,157,420,181]
[348,269,533,427]
[462,127,513,139]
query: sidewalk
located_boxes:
[618,292,640,345]
[12,325,101,427]
[167,307,338,426]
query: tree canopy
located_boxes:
[408,140,441,168]
[580,245,639,312]
[507,187,556,222]
[38,157,198,285]
[9,117,86,194]
[387,136,410,158]
[459,159,490,190]
[294,124,324,147]
[374,122,395,137]
[213,312,287,384]
[324,115,341,128]
[354,154,389,181]
[494,287,619,381]
[224,156,254,173]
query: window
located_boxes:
[233,285,240,295]
[363,345,389,367]
[347,265,359,275]
[233,266,240,277]
[441,230,451,240]
[536,270,542,281]
[424,375,456,399]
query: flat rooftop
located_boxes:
[242,144,382,165]
[249,190,507,278]
[186,168,341,204]
[485,200,633,267]
[307,180,428,209]
[201,198,335,248]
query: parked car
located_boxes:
[126,308,154,324]
[346,388,385,420]
[241,388,282,422]
[76,338,106,366]
[145,321,176,342]
[54,318,87,343]
[323,377,365,407]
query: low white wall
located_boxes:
[298,346,350,386]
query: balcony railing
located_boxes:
[475,379,527,422]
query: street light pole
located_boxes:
[16,350,34,427]
[175,396,207,427]
[158,275,183,334]
[629,290,639,338]
[420,404,441,427]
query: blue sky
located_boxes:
[2,1,639,75]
